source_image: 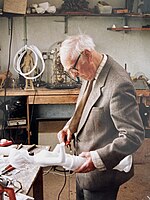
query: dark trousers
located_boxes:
[76,180,119,200]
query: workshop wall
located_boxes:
[0,0,150,80]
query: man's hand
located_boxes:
[57,126,72,146]
[75,152,96,173]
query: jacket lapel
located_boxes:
[76,80,88,106]
[77,58,111,135]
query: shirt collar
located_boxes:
[95,54,107,80]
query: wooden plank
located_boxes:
[136,89,150,97]
[0,88,148,98]
[33,167,43,200]
[107,27,150,31]
[0,88,80,96]
[28,95,78,104]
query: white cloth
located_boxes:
[0,146,17,156]
[90,151,132,172]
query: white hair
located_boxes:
[59,34,95,68]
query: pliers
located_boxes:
[65,141,72,151]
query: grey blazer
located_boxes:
[73,55,145,191]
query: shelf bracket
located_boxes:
[54,15,69,34]
[124,16,128,33]
[7,17,13,36]
[23,16,28,45]
[64,15,69,34]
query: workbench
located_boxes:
[0,145,50,200]
[0,88,79,144]
[0,88,149,144]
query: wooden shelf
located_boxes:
[4,125,27,129]
[0,12,125,18]
[1,11,150,34]
[107,27,150,31]
[1,11,150,18]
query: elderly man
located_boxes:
[58,34,144,200]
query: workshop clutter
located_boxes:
[3,0,56,14]
[2,0,150,15]
[0,71,12,89]
[41,41,81,89]
[27,2,56,14]
[60,0,89,12]
[0,181,16,200]
[125,0,150,14]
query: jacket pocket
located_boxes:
[90,107,106,132]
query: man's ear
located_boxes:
[83,49,92,63]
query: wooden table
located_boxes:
[0,88,79,144]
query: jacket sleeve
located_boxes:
[97,81,145,170]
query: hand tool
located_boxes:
[0,165,15,175]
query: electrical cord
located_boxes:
[43,166,75,177]
[28,89,37,144]
[57,168,67,200]
[46,170,75,177]
[43,166,75,199]
[1,17,13,138]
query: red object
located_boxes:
[0,185,16,200]
[0,139,12,147]
[65,140,70,146]
[1,165,15,175]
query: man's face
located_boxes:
[65,50,96,81]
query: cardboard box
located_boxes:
[97,5,112,14]
[3,0,27,14]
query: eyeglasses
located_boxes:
[67,52,82,77]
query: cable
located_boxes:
[1,17,13,139]
[57,168,67,200]
[43,166,75,177]
[27,89,37,144]
[42,166,70,200]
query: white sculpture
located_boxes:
[2,143,132,172]
[8,143,86,171]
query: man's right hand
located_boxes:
[57,126,72,146]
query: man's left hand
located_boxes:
[75,152,96,173]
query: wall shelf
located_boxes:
[1,11,150,18]
[107,27,150,31]
[0,12,126,18]
[1,12,150,33]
